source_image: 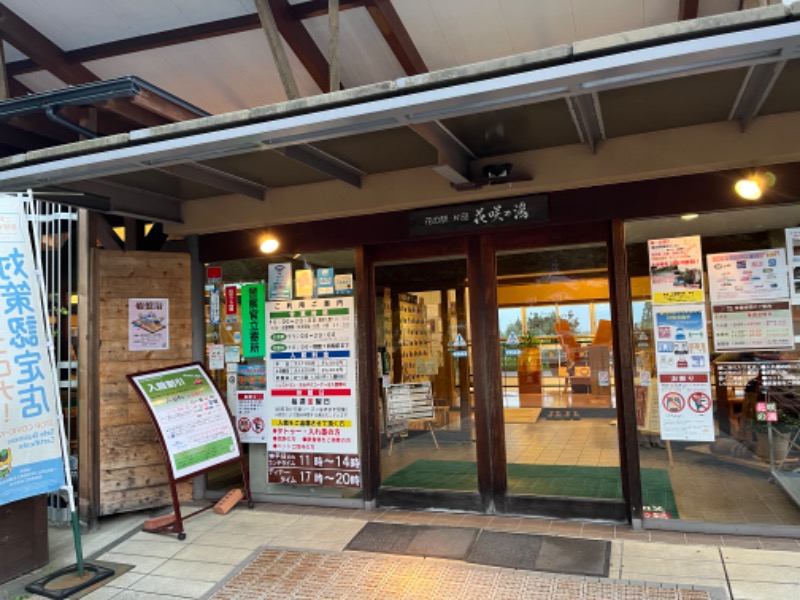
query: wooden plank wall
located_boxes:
[96,251,193,515]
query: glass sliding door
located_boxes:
[376,257,477,494]
[497,245,621,503]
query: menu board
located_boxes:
[265,297,360,488]
[128,363,240,480]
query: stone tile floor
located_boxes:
[5,503,799,599]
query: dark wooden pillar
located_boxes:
[608,219,643,524]
[356,245,381,503]
[468,235,506,511]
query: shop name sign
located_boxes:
[410,195,548,236]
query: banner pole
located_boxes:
[25,191,85,577]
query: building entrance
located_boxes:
[373,233,626,520]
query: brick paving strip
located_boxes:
[210,549,715,600]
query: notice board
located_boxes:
[128,363,241,481]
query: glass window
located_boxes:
[204,251,359,501]
[626,207,800,529]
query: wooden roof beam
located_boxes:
[289,0,365,20]
[366,0,427,75]
[679,0,699,21]
[0,5,97,85]
[266,0,334,92]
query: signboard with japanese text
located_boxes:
[647,236,704,304]
[241,284,265,358]
[653,304,710,373]
[295,269,313,298]
[209,288,220,325]
[236,364,268,443]
[710,301,794,351]
[785,228,800,305]
[410,195,547,236]
[656,373,714,441]
[128,363,240,480]
[648,235,713,442]
[0,195,66,506]
[268,262,292,300]
[316,268,334,296]
[128,298,169,351]
[706,248,789,303]
[265,297,360,488]
[224,285,238,323]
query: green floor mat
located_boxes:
[382,460,679,518]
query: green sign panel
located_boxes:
[241,283,265,358]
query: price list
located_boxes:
[266,297,360,488]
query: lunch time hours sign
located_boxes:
[265,297,360,488]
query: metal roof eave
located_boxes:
[0,18,797,194]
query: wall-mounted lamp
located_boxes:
[734,171,775,201]
[259,234,280,254]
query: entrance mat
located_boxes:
[345,523,609,577]
[538,407,617,420]
[211,549,712,600]
[381,460,679,518]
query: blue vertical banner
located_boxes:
[0,195,66,506]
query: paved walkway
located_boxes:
[8,503,800,599]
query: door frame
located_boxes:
[363,220,641,522]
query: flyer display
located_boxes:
[647,236,704,304]
[656,373,714,441]
[128,364,240,480]
[653,304,710,373]
[265,297,360,488]
[711,301,794,351]
[236,363,268,444]
[0,195,65,506]
[785,228,800,305]
[128,298,169,351]
[706,248,789,303]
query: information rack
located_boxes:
[385,382,439,454]
[128,362,253,539]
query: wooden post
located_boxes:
[329,0,341,92]
[253,0,301,100]
[77,211,100,527]
[0,41,9,100]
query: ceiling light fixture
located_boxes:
[734,171,776,201]
[680,213,699,221]
[259,235,279,254]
